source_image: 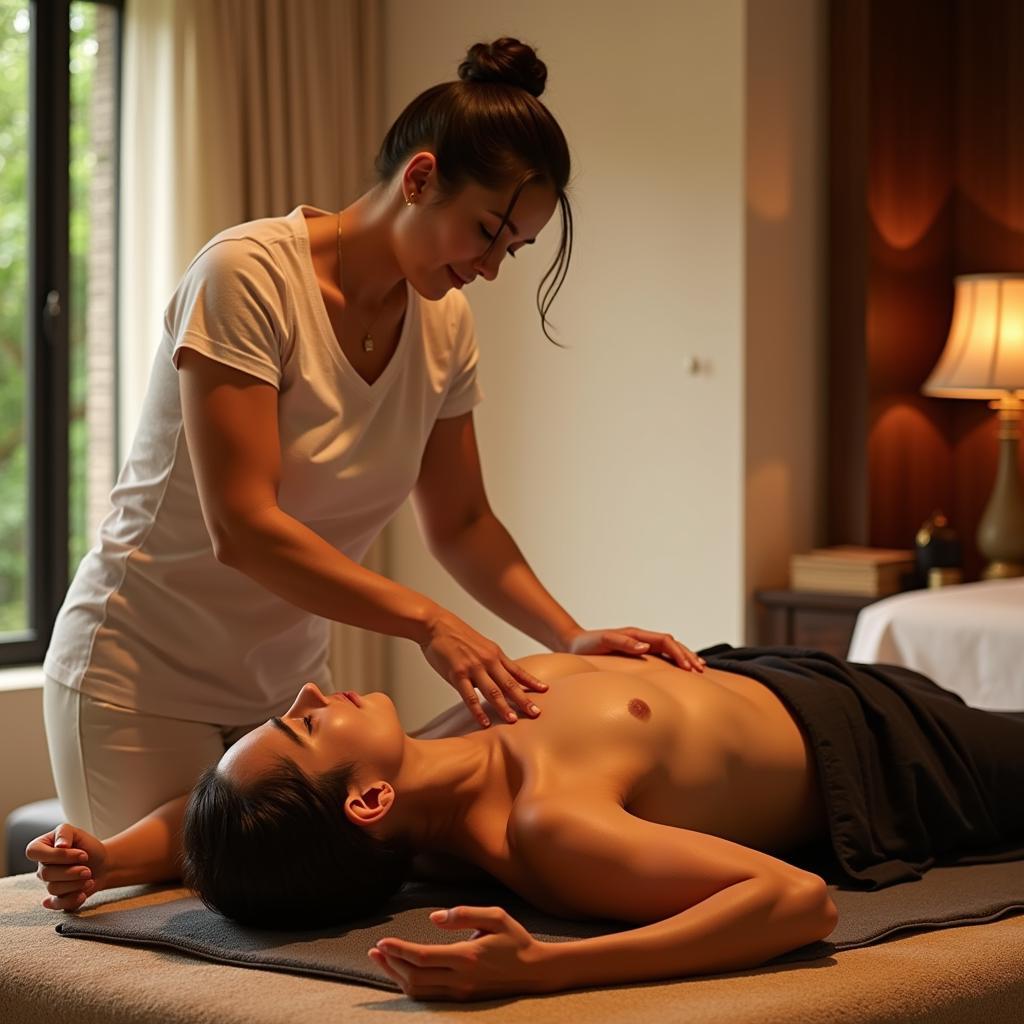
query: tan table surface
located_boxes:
[2,872,1023,1024]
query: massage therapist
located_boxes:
[30,37,703,911]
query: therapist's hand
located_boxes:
[26,822,109,911]
[566,626,706,672]
[420,609,548,729]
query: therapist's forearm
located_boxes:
[216,506,439,643]
[430,512,581,653]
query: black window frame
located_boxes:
[2,0,124,666]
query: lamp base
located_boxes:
[981,560,1024,580]
[976,398,1024,579]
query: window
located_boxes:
[0,0,122,665]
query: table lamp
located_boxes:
[923,273,1024,579]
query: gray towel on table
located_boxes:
[56,860,1024,992]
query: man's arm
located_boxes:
[29,794,190,911]
[513,800,838,992]
[102,794,190,888]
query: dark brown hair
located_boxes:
[182,759,413,930]
[374,37,573,346]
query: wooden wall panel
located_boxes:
[864,0,955,561]
[827,0,869,546]
[829,0,1024,581]
[953,1,1024,579]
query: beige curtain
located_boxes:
[118,0,391,693]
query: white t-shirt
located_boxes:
[43,204,484,724]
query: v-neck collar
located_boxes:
[292,204,414,398]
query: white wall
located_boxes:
[744,0,826,634]
[382,0,751,730]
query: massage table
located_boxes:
[2,871,1023,1023]
[6,627,1023,1020]
[848,577,1024,711]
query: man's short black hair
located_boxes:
[182,758,413,929]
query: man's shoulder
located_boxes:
[508,792,613,855]
[506,793,624,918]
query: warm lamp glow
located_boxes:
[922,273,1024,579]
[923,274,1024,399]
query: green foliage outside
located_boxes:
[0,1,98,634]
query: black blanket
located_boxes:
[698,645,1024,889]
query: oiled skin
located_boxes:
[409,651,828,908]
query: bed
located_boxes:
[848,577,1024,710]
[2,872,1023,1023]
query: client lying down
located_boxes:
[182,645,1024,1000]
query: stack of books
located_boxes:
[789,546,915,597]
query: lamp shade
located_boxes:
[923,273,1024,399]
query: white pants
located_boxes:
[42,678,264,840]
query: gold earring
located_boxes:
[405,192,416,206]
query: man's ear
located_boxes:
[344,781,395,828]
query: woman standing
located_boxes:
[32,37,703,911]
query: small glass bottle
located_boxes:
[915,510,962,587]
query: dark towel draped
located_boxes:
[698,645,1024,889]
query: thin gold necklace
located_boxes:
[336,211,388,353]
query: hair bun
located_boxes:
[458,37,547,98]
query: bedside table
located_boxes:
[754,589,883,659]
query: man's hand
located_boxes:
[25,822,109,911]
[565,627,706,672]
[368,905,554,1001]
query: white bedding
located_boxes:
[847,577,1024,711]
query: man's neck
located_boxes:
[387,730,511,859]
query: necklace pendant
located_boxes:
[362,335,374,353]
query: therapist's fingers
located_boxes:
[504,660,548,693]
[451,675,492,729]
[490,661,541,717]
[668,638,705,672]
[469,665,518,725]
[628,630,705,672]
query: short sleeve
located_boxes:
[437,294,485,419]
[167,237,289,389]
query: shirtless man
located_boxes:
[185,651,840,998]
[31,647,1022,1000]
